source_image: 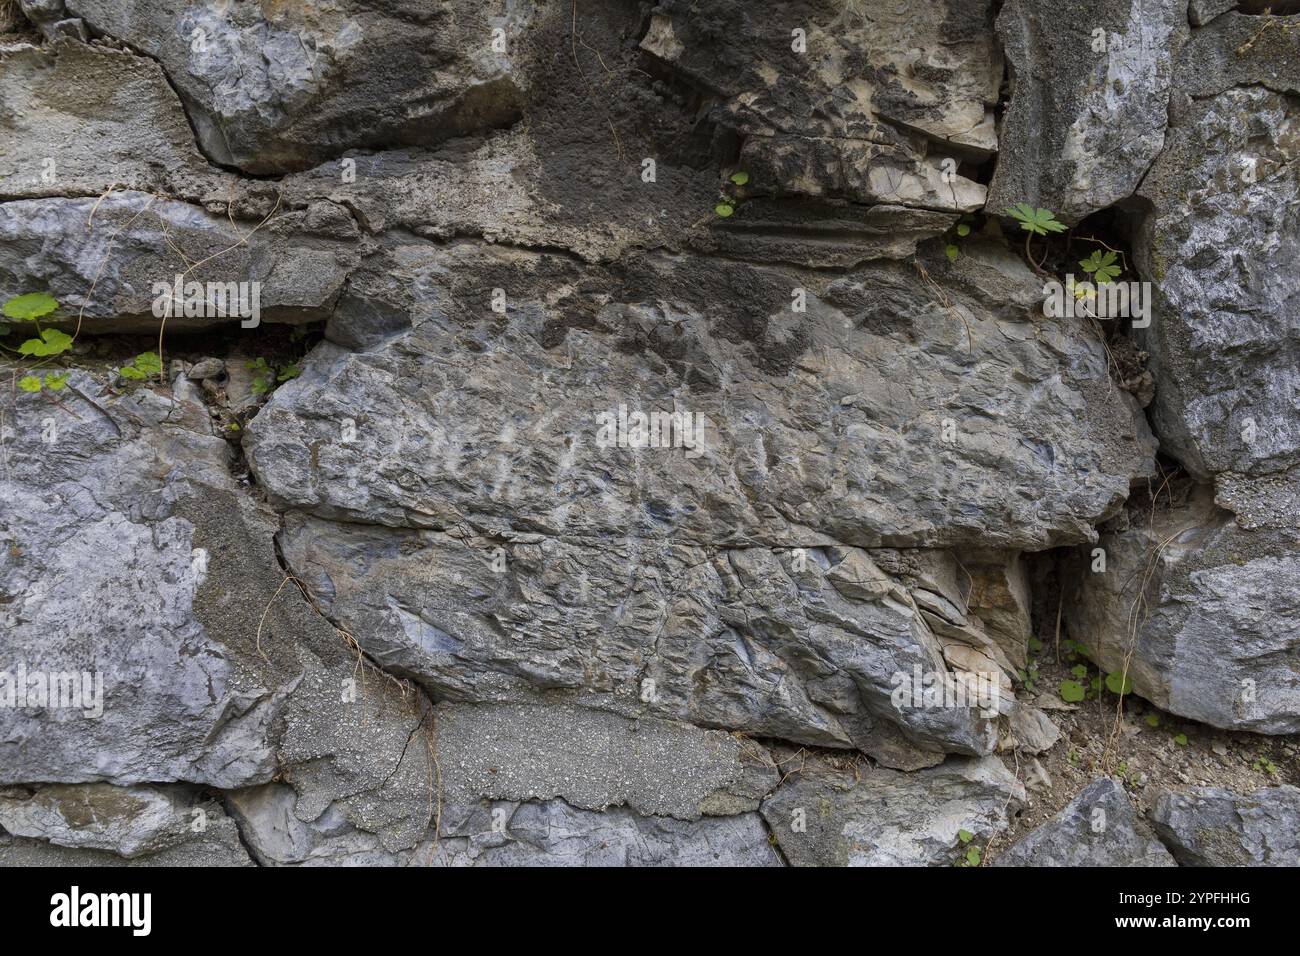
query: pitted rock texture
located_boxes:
[760,753,1025,866]
[1135,85,1300,480]
[995,777,1176,866]
[1064,484,1300,734]
[987,0,1187,224]
[1152,785,1300,866]
[2,0,1298,868]
[59,0,529,174]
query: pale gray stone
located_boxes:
[62,0,530,173]
[760,754,1024,867]
[1065,485,1300,734]
[1152,785,1300,866]
[988,0,1187,224]
[428,797,783,867]
[996,778,1176,866]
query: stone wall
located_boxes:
[0,0,1295,867]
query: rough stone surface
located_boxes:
[429,797,783,867]
[0,39,228,203]
[1065,484,1300,734]
[760,753,1024,866]
[61,0,529,174]
[0,368,433,853]
[1152,785,1300,865]
[0,193,357,331]
[0,783,233,859]
[996,777,1176,866]
[246,243,1153,552]
[987,0,1187,224]
[640,0,999,207]
[1134,85,1300,480]
[2,0,1297,869]
[436,703,778,819]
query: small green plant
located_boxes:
[714,170,750,218]
[18,328,72,357]
[1144,713,1160,729]
[249,357,275,394]
[1252,756,1278,776]
[120,351,163,381]
[1080,249,1122,284]
[1173,732,1189,747]
[3,292,73,359]
[248,358,301,395]
[1105,670,1134,696]
[1018,660,1039,692]
[944,221,974,262]
[3,292,58,323]
[1062,637,1088,660]
[954,829,981,867]
[1059,678,1086,703]
[1006,203,1067,269]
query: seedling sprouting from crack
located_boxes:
[1005,203,1066,270]
[715,170,750,218]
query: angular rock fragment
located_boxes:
[63,0,530,173]
[0,193,357,332]
[1174,11,1300,96]
[1152,785,1300,866]
[988,0,1187,223]
[1064,484,1300,733]
[429,798,782,867]
[640,0,997,210]
[0,40,228,203]
[247,243,1154,551]
[995,777,1175,866]
[275,515,997,769]
[1134,86,1300,479]
[0,368,434,863]
[760,754,1024,866]
[0,783,229,859]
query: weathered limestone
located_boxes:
[996,778,1176,866]
[760,754,1025,866]
[1064,485,1300,734]
[1153,785,1300,866]
[988,0,1187,224]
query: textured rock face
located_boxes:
[245,244,1153,551]
[1065,486,1300,734]
[61,0,529,174]
[0,40,228,202]
[1153,786,1300,866]
[430,798,783,867]
[760,754,1024,866]
[987,0,1187,224]
[2,1,1298,870]
[0,193,357,332]
[640,0,1000,209]
[0,369,434,855]
[996,778,1176,866]
[1134,85,1300,480]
